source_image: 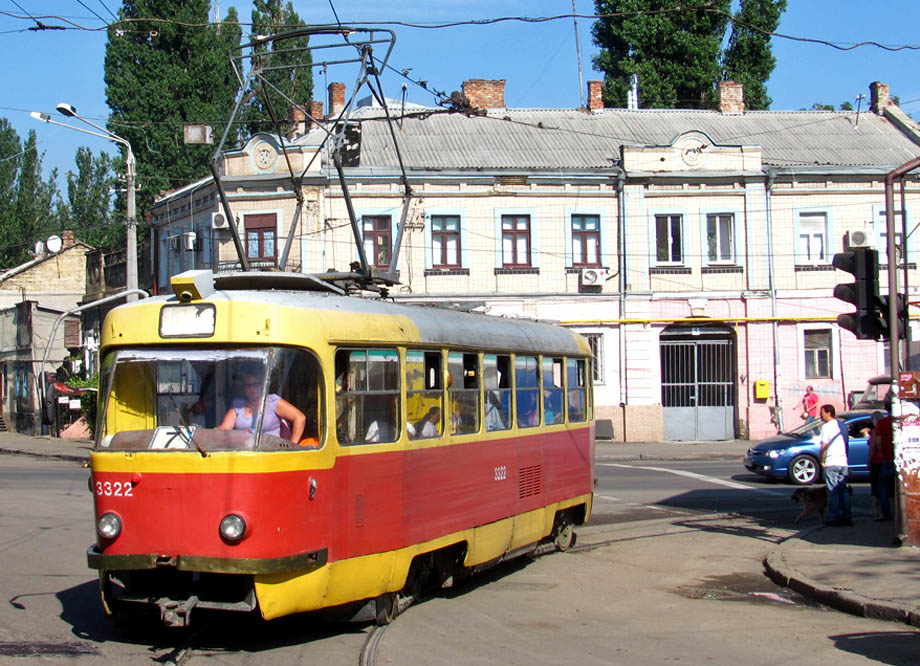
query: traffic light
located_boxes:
[833,248,883,339]
[878,293,909,339]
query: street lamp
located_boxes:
[31,104,138,301]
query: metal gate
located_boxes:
[660,328,735,441]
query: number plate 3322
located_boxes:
[94,479,134,497]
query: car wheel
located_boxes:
[787,454,820,485]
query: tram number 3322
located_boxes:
[494,465,507,481]
[95,480,134,497]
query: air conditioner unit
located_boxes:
[182,231,198,252]
[846,229,873,248]
[579,267,609,286]
[211,211,229,230]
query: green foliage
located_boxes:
[242,1,314,137]
[0,127,60,267]
[68,373,99,436]
[722,0,786,110]
[104,1,242,214]
[592,0,730,109]
[592,0,786,110]
[58,147,121,251]
[839,101,854,111]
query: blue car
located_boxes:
[744,410,881,485]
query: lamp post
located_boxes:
[31,104,138,301]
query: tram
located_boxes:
[87,270,595,627]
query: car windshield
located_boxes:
[860,383,888,404]
[97,347,323,452]
[785,419,822,438]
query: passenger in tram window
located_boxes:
[409,406,440,438]
[485,391,508,431]
[365,394,399,443]
[517,391,540,428]
[543,389,564,425]
[217,371,306,443]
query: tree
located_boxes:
[4,131,59,266]
[0,119,20,245]
[242,1,313,138]
[592,0,730,109]
[104,1,242,216]
[592,0,786,110]
[722,0,787,110]
[58,147,118,250]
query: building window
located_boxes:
[655,214,682,264]
[798,212,827,264]
[363,215,392,269]
[572,214,601,267]
[583,333,603,384]
[876,209,905,266]
[706,213,734,263]
[804,330,832,379]
[502,214,531,267]
[431,215,461,268]
[244,214,276,264]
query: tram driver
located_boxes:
[217,370,306,443]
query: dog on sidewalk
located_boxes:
[791,486,853,523]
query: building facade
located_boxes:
[150,80,920,441]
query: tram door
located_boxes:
[660,326,735,441]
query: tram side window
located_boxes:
[483,354,511,431]
[567,358,588,423]
[448,352,480,435]
[335,349,399,444]
[406,350,442,438]
[543,357,565,425]
[516,355,540,428]
[265,348,323,448]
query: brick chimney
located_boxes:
[62,230,74,249]
[718,80,744,114]
[587,81,604,111]
[328,82,346,117]
[310,100,324,123]
[870,81,891,113]
[289,104,307,136]
[462,79,506,110]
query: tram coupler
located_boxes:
[157,595,199,628]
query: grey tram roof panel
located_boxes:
[144,286,585,356]
[354,107,920,171]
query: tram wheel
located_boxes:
[553,521,575,552]
[374,592,398,626]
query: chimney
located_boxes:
[461,79,506,110]
[587,81,604,111]
[62,230,74,249]
[718,80,744,114]
[310,100,324,123]
[289,104,307,137]
[870,81,891,113]
[328,82,346,117]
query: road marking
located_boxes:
[595,494,622,502]
[599,462,779,492]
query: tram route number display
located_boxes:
[494,465,507,481]
[95,480,135,497]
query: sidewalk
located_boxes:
[2,432,918,627]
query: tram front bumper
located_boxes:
[87,545,328,575]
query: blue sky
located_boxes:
[2,1,919,184]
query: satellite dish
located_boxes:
[46,235,63,253]
[34,241,44,256]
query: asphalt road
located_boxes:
[0,454,914,666]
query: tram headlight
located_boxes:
[219,514,247,543]
[97,512,122,540]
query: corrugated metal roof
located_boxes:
[353,107,920,171]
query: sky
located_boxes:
[2,1,920,187]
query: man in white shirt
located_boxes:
[818,404,852,526]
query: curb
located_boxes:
[0,447,89,465]
[763,549,920,628]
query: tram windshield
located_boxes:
[97,347,323,452]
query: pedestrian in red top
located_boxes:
[802,386,819,423]
[869,412,895,521]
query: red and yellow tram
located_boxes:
[88,270,594,627]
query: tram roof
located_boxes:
[218,289,584,355]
